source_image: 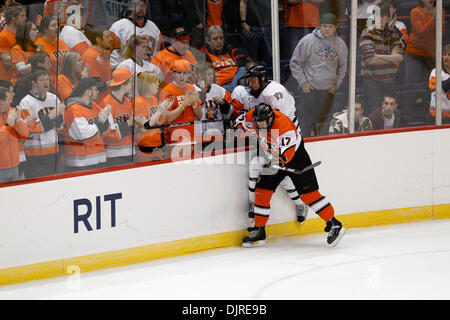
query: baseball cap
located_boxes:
[320,13,338,25]
[171,59,191,72]
[72,77,103,97]
[171,27,190,41]
[110,68,133,87]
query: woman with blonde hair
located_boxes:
[116,34,163,83]
[57,51,89,101]
[134,71,173,161]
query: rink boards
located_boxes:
[1,127,450,285]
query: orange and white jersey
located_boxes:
[109,18,163,70]
[63,99,107,167]
[239,108,300,165]
[99,93,134,159]
[18,92,63,157]
[59,25,91,56]
[429,68,450,118]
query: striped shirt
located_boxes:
[359,26,404,82]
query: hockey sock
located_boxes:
[280,176,303,206]
[253,188,273,227]
[254,215,269,228]
[300,190,334,222]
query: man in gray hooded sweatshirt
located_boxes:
[290,13,348,137]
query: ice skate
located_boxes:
[326,217,346,247]
[296,203,308,224]
[242,227,266,247]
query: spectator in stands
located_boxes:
[13,51,52,107]
[83,25,114,103]
[239,0,272,66]
[151,27,198,86]
[290,13,348,137]
[19,69,64,179]
[134,71,173,162]
[387,0,408,44]
[57,51,89,102]
[0,85,29,183]
[99,68,135,166]
[203,25,248,93]
[63,77,111,172]
[35,16,70,90]
[0,49,19,85]
[159,59,202,145]
[0,3,26,51]
[0,0,18,32]
[359,1,404,116]
[109,0,164,70]
[282,0,324,60]
[405,0,445,84]
[369,93,406,130]
[59,4,92,56]
[11,21,39,78]
[195,61,234,146]
[328,98,373,134]
[428,44,450,124]
[116,34,164,82]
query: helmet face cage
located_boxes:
[245,65,268,97]
[252,103,274,129]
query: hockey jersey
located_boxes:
[35,37,70,90]
[231,81,300,134]
[63,98,108,167]
[99,93,134,159]
[238,108,300,165]
[18,91,63,157]
[109,18,163,70]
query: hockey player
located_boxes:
[232,64,308,223]
[237,103,346,247]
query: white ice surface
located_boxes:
[1,219,450,300]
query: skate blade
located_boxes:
[328,227,346,247]
[242,240,266,248]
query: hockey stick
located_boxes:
[271,160,322,175]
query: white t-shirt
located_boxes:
[116,58,164,81]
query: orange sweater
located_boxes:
[0,108,29,169]
[406,6,445,57]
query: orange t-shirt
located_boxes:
[82,46,112,103]
[0,27,16,51]
[35,37,70,89]
[284,1,320,28]
[56,74,77,101]
[10,44,34,65]
[159,82,201,143]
